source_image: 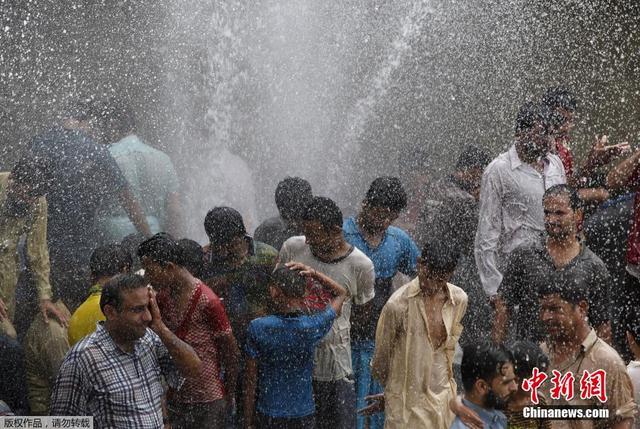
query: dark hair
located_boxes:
[364,177,407,212]
[420,241,460,276]
[121,233,147,271]
[510,341,549,379]
[514,101,553,135]
[275,177,313,220]
[301,196,343,230]
[177,239,204,278]
[99,273,148,312]
[542,87,578,113]
[628,320,640,344]
[98,98,136,139]
[138,233,185,267]
[63,98,94,121]
[543,184,581,211]
[461,342,514,392]
[90,244,132,279]
[9,157,46,196]
[204,207,247,246]
[270,266,307,298]
[455,145,492,171]
[538,270,589,306]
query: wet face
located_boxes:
[303,220,341,254]
[544,194,579,239]
[141,257,172,289]
[540,294,585,342]
[487,362,518,407]
[209,235,250,267]
[519,122,553,160]
[105,287,153,341]
[359,204,399,234]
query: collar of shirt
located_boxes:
[407,278,457,305]
[580,328,599,354]
[537,236,590,268]
[461,398,507,426]
[343,216,389,252]
[628,360,640,369]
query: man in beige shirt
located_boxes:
[368,241,468,428]
[540,271,636,429]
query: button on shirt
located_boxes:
[279,236,375,382]
[50,323,183,429]
[474,145,566,296]
[450,399,508,429]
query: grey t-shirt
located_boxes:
[279,236,375,381]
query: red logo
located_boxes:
[522,368,607,403]
[579,369,607,403]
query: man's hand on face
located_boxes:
[40,299,69,327]
[147,286,165,332]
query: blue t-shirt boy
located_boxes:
[244,306,336,418]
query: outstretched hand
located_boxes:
[587,135,631,168]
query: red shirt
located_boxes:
[626,165,640,267]
[157,280,232,403]
[556,141,574,177]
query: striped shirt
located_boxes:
[50,323,183,429]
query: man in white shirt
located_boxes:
[474,101,567,298]
[279,196,375,429]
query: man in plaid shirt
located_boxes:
[50,274,202,428]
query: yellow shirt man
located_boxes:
[68,284,105,346]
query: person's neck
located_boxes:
[355,214,385,244]
[549,324,590,358]
[311,239,350,262]
[420,276,447,297]
[104,321,136,353]
[169,269,197,299]
[464,391,490,411]
[546,234,579,252]
[508,390,531,411]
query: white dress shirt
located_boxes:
[474,144,566,296]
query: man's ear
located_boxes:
[474,378,489,395]
[577,300,589,317]
[574,207,584,226]
[102,304,117,319]
[269,285,280,300]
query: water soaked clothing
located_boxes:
[68,283,105,346]
[244,307,336,418]
[450,399,508,429]
[474,144,566,296]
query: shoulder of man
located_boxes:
[280,235,306,253]
[447,282,468,305]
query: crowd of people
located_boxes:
[1,87,640,429]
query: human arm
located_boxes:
[120,188,152,237]
[581,135,631,179]
[474,168,504,297]
[590,262,613,344]
[148,287,202,378]
[606,148,640,190]
[370,301,400,386]
[398,232,420,278]
[49,354,90,416]
[449,396,484,429]
[243,357,258,429]
[165,192,182,238]
[285,261,349,314]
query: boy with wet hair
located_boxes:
[243,263,348,429]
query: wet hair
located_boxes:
[514,101,553,135]
[461,342,514,392]
[628,320,640,344]
[270,266,308,298]
[99,98,136,139]
[455,145,492,171]
[204,207,247,246]
[90,244,132,279]
[63,98,94,121]
[420,240,460,276]
[9,157,46,196]
[542,87,578,113]
[99,273,148,312]
[177,238,205,278]
[543,184,581,211]
[121,233,147,271]
[301,196,343,230]
[364,177,407,213]
[510,341,550,380]
[275,177,313,221]
[538,270,588,306]
[138,233,187,267]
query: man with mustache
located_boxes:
[539,275,636,429]
[492,184,611,344]
[450,342,518,429]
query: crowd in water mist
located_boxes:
[0,87,640,429]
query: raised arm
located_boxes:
[285,262,349,315]
[607,149,640,190]
[148,288,202,378]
